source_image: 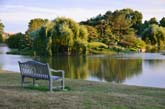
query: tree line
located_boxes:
[1,8,165,56]
[0,20,4,43]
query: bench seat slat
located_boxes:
[51,76,61,80]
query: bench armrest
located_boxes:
[50,68,65,78]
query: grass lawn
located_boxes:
[0,70,165,109]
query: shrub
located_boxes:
[88,42,108,49]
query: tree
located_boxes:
[74,25,88,54]
[160,17,165,27]
[0,34,3,43]
[30,27,50,56]
[111,12,133,38]
[119,9,142,27]
[148,17,158,25]
[6,33,32,49]
[110,9,142,37]
[6,33,23,48]
[26,18,48,34]
[19,34,32,50]
[118,31,146,50]
[131,10,143,34]
[104,11,113,21]
[51,17,88,55]
[80,14,104,26]
[0,20,4,43]
[138,20,149,35]
[85,25,99,42]
[30,17,88,56]
[142,24,165,49]
[80,8,143,45]
[95,19,107,38]
[0,20,4,33]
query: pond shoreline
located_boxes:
[0,70,165,89]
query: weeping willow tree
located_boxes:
[30,27,49,56]
[0,20,4,43]
[51,17,88,55]
[30,17,88,56]
[73,25,88,54]
[142,24,165,49]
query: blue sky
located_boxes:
[0,0,165,33]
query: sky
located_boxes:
[0,0,165,33]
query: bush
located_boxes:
[6,49,33,55]
[6,33,32,49]
[88,42,108,49]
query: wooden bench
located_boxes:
[18,61,65,91]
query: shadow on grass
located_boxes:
[0,86,22,90]
[24,85,71,92]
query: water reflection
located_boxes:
[39,56,89,80]
[144,59,165,67]
[0,44,32,72]
[39,56,142,83]
[89,58,142,83]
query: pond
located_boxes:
[0,44,165,88]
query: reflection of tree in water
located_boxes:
[39,56,88,79]
[144,60,165,68]
[88,57,142,83]
[0,64,2,70]
[38,55,142,83]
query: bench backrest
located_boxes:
[18,61,51,79]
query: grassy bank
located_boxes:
[0,70,165,109]
[6,49,34,56]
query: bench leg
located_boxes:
[49,80,53,92]
[21,76,24,87]
[33,78,35,86]
[61,79,64,90]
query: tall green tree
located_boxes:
[30,27,50,56]
[0,34,3,43]
[81,14,104,26]
[51,17,88,55]
[160,17,165,27]
[110,8,142,37]
[130,10,143,34]
[95,19,108,38]
[30,17,88,56]
[81,8,143,45]
[142,24,165,49]
[26,18,48,34]
[0,20,4,33]
[85,25,98,42]
[0,20,4,43]
[111,12,133,38]
[119,32,146,49]
[138,20,149,35]
[148,17,158,25]
[119,9,142,28]
[6,33,32,49]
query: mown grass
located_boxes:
[0,70,165,109]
